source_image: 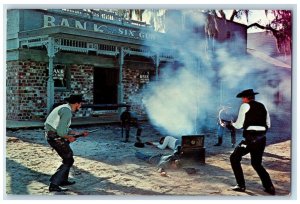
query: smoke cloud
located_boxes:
[143,67,214,136]
[136,10,291,137]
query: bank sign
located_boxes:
[44,14,156,40]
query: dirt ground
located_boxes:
[5,121,292,198]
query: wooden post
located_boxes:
[118,47,124,115]
[46,37,56,114]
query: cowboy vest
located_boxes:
[45,104,72,130]
[243,101,267,130]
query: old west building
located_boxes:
[6,9,248,121]
[6,9,176,120]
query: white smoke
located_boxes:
[138,10,291,136]
[143,67,214,136]
[216,48,253,89]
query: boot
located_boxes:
[231,184,246,192]
[136,136,142,143]
[214,138,222,146]
[136,128,142,137]
[124,137,129,142]
[49,183,68,192]
[264,185,276,195]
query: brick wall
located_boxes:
[6,61,94,120]
[122,63,153,116]
[123,67,140,114]
[6,61,48,120]
[6,60,153,120]
[67,64,94,117]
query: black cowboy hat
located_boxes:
[236,89,259,98]
[65,94,86,104]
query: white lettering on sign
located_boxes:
[118,28,136,37]
[53,68,64,80]
[129,30,135,37]
[94,24,107,32]
[139,72,150,83]
[139,32,145,39]
[61,18,70,27]
[118,28,124,35]
[43,14,155,40]
[75,21,87,30]
[44,15,55,27]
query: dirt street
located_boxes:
[5,121,291,198]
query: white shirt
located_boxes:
[232,103,271,130]
[44,104,72,136]
[156,136,178,150]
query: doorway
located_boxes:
[93,68,119,106]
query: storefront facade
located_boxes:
[7,9,259,122]
[6,9,174,120]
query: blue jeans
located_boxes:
[217,125,224,139]
[135,151,151,161]
[135,152,162,165]
[217,125,236,145]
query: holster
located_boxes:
[46,131,60,140]
[243,130,266,143]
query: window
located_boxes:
[53,64,70,90]
[139,71,150,84]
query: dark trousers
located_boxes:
[47,138,74,186]
[230,132,273,189]
[230,129,236,145]
[122,120,142,140]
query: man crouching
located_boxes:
[44,94,89,192]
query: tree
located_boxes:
[103,9,145,21]
[98,9,292,55]
[129,9,145,21]
[213,10,292,55]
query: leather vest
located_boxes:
[243,101,267,130]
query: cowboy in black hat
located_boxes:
[229,89,275,195]
[120,105,143,146]
[44,94,89,192]
[235,89,259,98]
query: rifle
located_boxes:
[220,119,235,131]
[220,119,231,124]
[71,129,100,138]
